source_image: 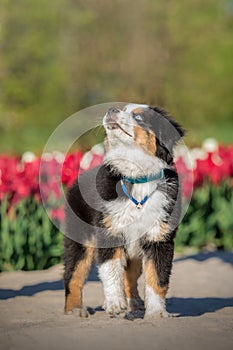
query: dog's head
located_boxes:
[103,103,185,176]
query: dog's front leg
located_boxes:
[142,240,174,319]
[98,247,127,317]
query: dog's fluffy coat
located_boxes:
[63,103,184,318]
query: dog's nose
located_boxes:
[108,107,120,115]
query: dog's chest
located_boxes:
[104,183,168,256]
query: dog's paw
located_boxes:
[125,309,144,321]
[64,307,89,318]
[127,297,145,312]
[104,300,127,317]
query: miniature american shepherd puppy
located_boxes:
[64,103,184,319]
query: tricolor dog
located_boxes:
[64,103,184,319]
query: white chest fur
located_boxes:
[104,182,169,257]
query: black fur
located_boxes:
[158,168,182,231]
[132,106,185,164]
[64,164,125,247]
[63,104,185,316]
[140,239,175,287]
[97,247,123,265]
[63,237,87,296]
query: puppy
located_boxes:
[63,103,184,318]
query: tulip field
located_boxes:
[0,141,232,271]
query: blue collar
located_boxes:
[122,169,164,184]
[120,169,165,209]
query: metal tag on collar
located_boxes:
[136,203,143,209]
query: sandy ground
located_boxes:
[0,251,232,350]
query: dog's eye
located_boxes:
[134,114,142,121]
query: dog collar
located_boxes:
[120,170,164,209]
[120,180,149,209]
[122,169,164,184]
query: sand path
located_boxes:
[0,252,232,350]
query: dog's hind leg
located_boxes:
[124,258,144,311]
[64,237,95,316]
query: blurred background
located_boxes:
[0,0,232,271]
[0,0,233,153]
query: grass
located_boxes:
[186,121,233,147]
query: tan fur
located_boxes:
[144,259,168,299]
[112,247,124,260]
[124,259,142,299]
[132,107,144,114]
[103,215,113,230]
[104,137,110,152]
[64,247,95,313]
[156,222,170,242]
[103,215,119,236]
[134,125,156,155]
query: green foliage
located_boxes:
[176,181,233,250]
[0,0,233,153]
[0,198,63,271]
[0,181,232,271]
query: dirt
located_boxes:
[0,251,232,350]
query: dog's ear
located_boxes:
[150,106,185,164]
[151,106,185,140]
